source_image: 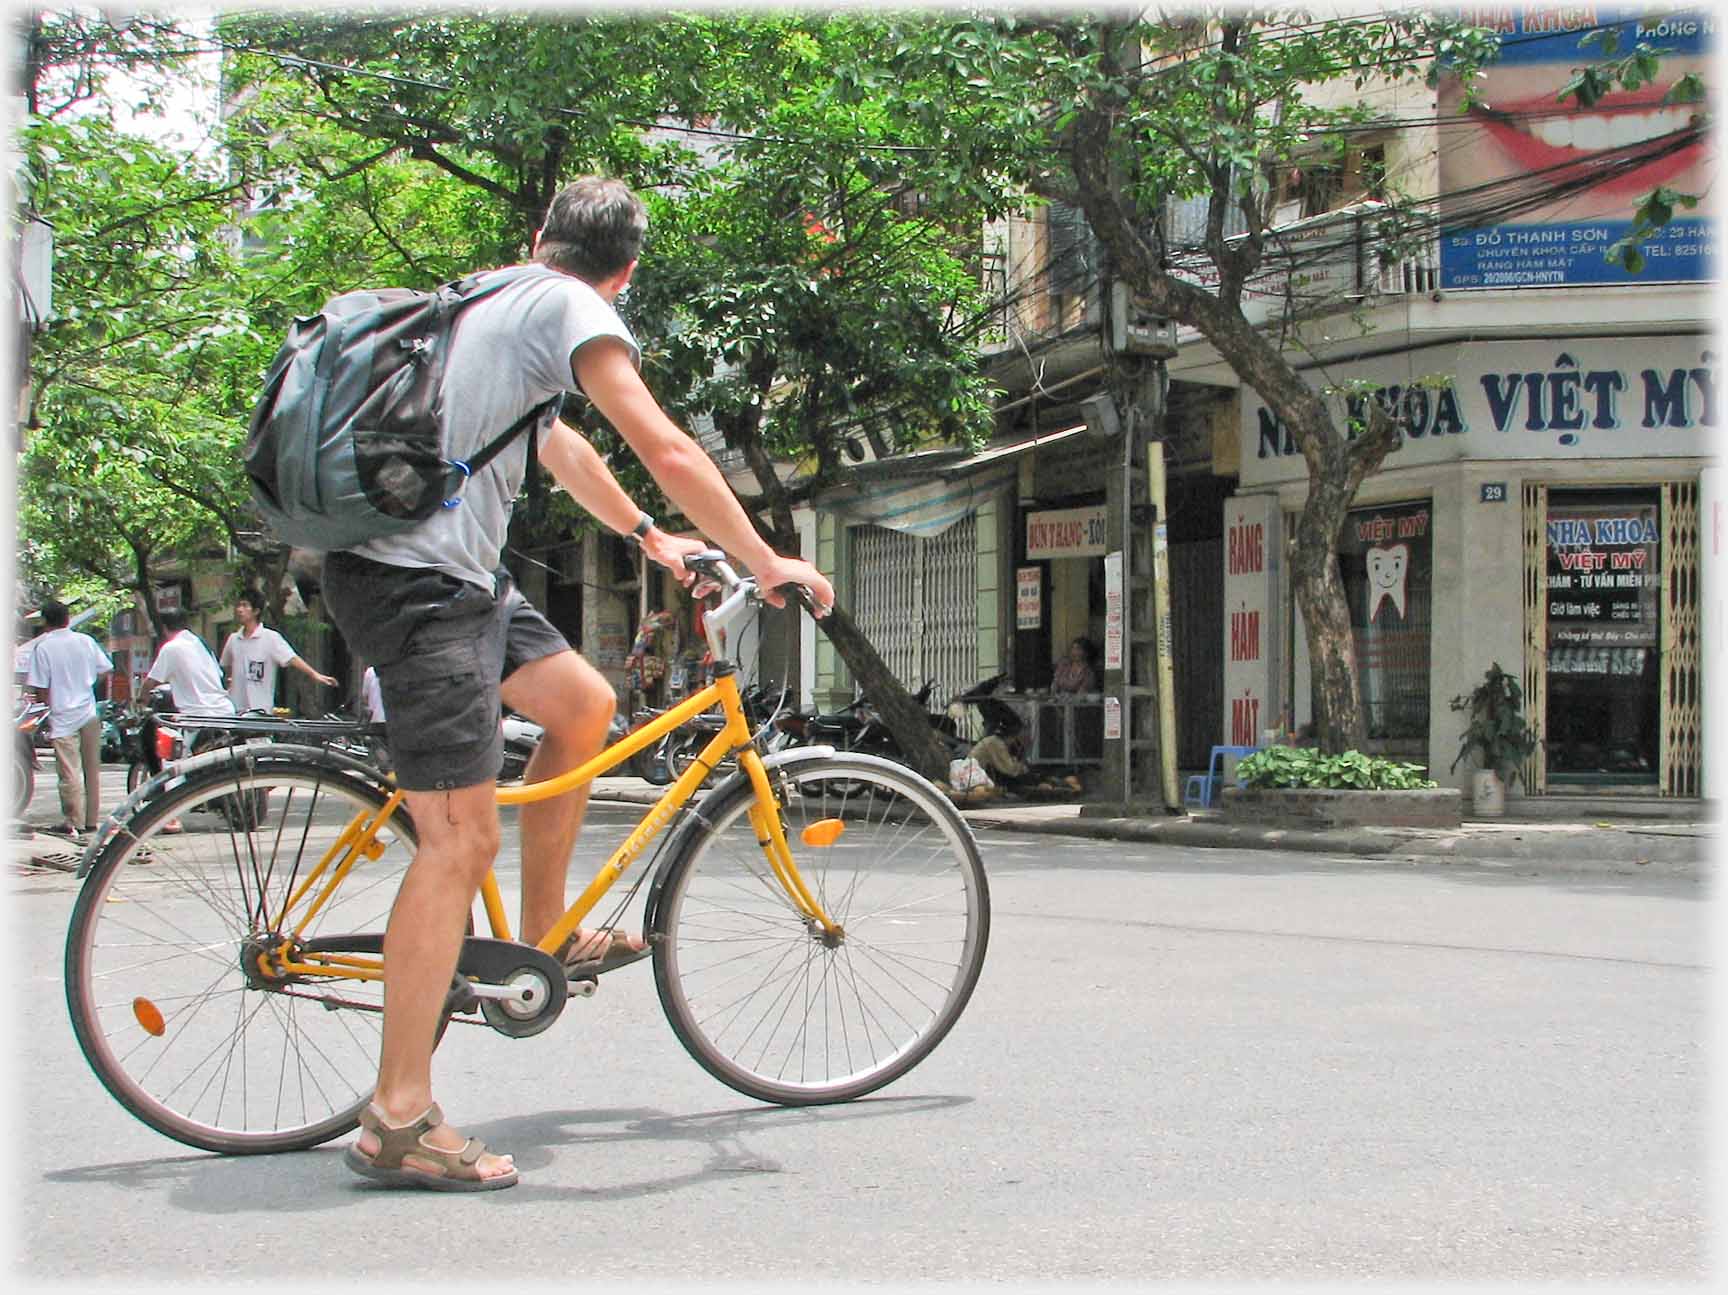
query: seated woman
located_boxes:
[1051,637,1099,694]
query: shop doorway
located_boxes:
[1543,488,1660,786]
[850,517,980,704]
[1522,481,1700,795]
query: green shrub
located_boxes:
[1235,746,1437,791]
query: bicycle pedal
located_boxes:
[567,977,598,999]
[444,980,480,1015]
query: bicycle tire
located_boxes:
[65,745,425,1154]
[649,752,989,1106]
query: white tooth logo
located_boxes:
[1366,544,1409,622]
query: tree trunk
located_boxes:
[1290,498,1366,753]
[720,361,954,782]
[816,603,952,781]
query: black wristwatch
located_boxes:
[627,512,655,545]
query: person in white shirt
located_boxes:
[141,608,237,834]
[145,608,236,719]
[25,599,113,838]
[219,588,337,714]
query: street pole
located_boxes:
[1147,434,1180,810]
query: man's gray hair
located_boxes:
[534,176,648,283]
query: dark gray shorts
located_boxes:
[323,552,569,791]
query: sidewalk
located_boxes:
[580,777,1713,877]
[15,775,1713,879]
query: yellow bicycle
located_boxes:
[64,552,990,1154]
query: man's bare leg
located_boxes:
[354,781,515,1181]
[502,649,633,949]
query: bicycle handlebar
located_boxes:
[683,548,822,616]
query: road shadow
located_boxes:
[37,1093,974,1215]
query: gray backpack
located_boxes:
[244,265,559,551]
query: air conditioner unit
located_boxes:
[1110,281,1178,358]
[840,433,879,466]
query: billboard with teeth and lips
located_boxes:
[1436,8,1714,287]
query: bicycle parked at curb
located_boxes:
[64,551,991,1155]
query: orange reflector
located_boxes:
[133,997,165,1037]
[800,818,845,847]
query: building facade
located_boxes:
[813,9,1716,803]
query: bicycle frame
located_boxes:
[267,577,840,988]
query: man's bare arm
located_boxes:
[288,655,338,687]
[569,339,834,610]
[536,418,710,581]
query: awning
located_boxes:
[821,424,1086,538]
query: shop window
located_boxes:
[1543,488,1661,782]
[1338,499,1433,746]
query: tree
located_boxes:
[218,11,1008,776]
[15,13,286,625]
[860,12,1515,753]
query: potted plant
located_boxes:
[1449,663,1541,816]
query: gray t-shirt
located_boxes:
[353,264,640,590]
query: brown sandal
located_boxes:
[344,1102,518,1192]
[557,928,651,978]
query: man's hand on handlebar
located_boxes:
[749,553,833,617]
[679,547,833,617]
[640,529,710,589]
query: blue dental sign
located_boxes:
[1436,9,1715,288]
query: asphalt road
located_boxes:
[11,782,1710,1286]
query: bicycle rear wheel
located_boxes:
[650,753,989,1105]
[65,746,421,1154]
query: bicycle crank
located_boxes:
[457,937,571,1038]
[296,933,572,1038]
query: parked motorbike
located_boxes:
[771,679,970,794]
[497,708,640,783]
[13,698,46,817]
[96,699,126,763]
[122,688,184,794]
[948,672,1019,741]
[625,707,674,786]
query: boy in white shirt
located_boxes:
[141,608,236,833]
[219,588,337,714]
[25,599,112,838]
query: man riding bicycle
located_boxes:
[324,176,833,1191]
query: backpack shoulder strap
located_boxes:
[458,393,564,479]
[439,264,567,482]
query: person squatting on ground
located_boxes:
[219,588,338,714]
[324,176,834,1191]
[25,599,113,840]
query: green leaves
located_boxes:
[1236,746,1437,791]
[1607,187,1701,273]
[1448,663,1540,785]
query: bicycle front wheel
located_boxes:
[65,747,420,1154]
[651,753,989,1105]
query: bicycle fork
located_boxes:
[536,672,843,957]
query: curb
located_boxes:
[954,809,1708,874]
[961,812,1401,857]
[582,786,1708,872]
